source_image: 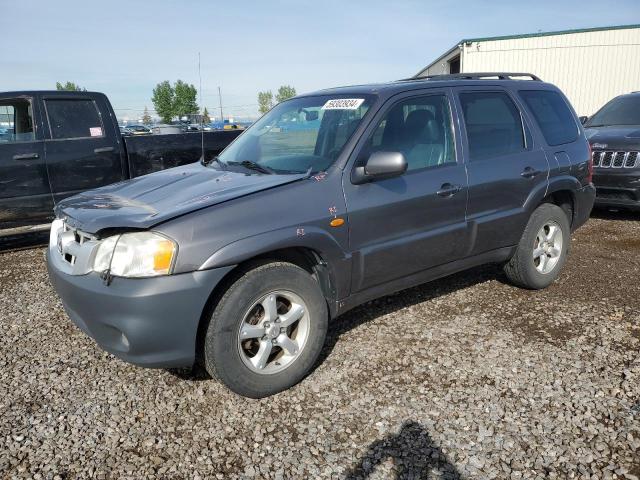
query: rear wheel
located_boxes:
[203,261,328,398]
[504,203,570,289]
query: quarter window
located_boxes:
[0,98,35,143]
[367,94,456,171]
[45,99,104,140]
[519,90,578,146]
[459,91,525,160]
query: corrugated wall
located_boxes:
[461,27,640,115]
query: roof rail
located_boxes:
[401,72,542,82]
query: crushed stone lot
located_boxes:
[1,211,639,479]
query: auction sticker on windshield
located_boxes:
[322,98,365,110]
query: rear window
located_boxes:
[519,90,578,146]
[459,91,525,160]
[45,99,104,139]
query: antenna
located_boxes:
[198,52,204,163]
[218,86,224,125]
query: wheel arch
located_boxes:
[194,233,347,366]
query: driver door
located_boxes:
[343,90,469,293]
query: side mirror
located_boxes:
[579,116,588,125]
[352,151,408,184]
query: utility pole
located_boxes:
[218,86,224,123]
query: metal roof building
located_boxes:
[416,24,640,116]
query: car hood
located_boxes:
[55,163,307,234]
[585,125,640,150]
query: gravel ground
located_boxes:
[1,211,639,479]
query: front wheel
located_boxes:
[203,261,328,398]
[504,203,571,289]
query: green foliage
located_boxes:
[202,107,211,124]
[275,85,296,103]
[258,91,273,114]
[173,80,199,118]
[56,81,86,91]
[152,81,175,123]
[151,80,199,124]
[142,106,152,125]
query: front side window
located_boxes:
[0,98,35,143]
[459,91,525,160]
[45,99,104,140]
[217,95,373,174]
[586,95,640,127]
[519,90,578,146]
[364,94,456,171]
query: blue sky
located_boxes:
[1,0,639,120]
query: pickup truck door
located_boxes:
[453,87,549,255]
[0,94,52,231]
[343,90,469,293]
[42,94,125,203]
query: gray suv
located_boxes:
[47,73,595,398]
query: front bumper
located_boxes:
[593,169,640,210]
[572,183,596,230]
[47,248,234,368]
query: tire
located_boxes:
[203,261,328,398]
[504,203,571,290]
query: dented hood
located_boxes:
[55,163,306,234]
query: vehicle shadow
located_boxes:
[168,264,504,383]
[590,206,639,221]
[343,420,462,479]
[316,263,503,369]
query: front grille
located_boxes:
[55,222,95,266]
[592,150,639,169]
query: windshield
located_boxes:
[216,94,374,174]
[586,95,640,127]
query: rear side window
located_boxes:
[519,90,578,146]
[0,98,35,143]
[45,99,104,139]
[459,91,525,160]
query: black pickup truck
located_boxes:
[0,91,241,236]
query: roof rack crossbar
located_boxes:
[399,72,542,82]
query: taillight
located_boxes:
[586,142,593,184]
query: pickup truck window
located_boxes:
[459,91,525,161]
[0,99,35,143]
[45,99,104,140]
[217,95,373,174]
[368,94,455,171]
[519,90,578,146]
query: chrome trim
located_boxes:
[592,150,639,169]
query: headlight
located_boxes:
[93,232,177,278]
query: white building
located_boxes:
[416,24,640,116]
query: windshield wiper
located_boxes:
[202,155,227,169]
[227,160,274,175]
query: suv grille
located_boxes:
[592,151,639,169]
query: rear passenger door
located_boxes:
[344,91,468,292]
[43,95,124,203]
[454,87,549,255]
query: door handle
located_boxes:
[437,183,462,197]
[12,153,40,160]
[94,146,114,154]
[521,167,541,178]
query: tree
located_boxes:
[275,85,296,103]
[173,80,199,119]
[258,91,273,114]
[152,81,175,123]
[56,81,86,91]
[141,106,152,125]
[202,107,211,124]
